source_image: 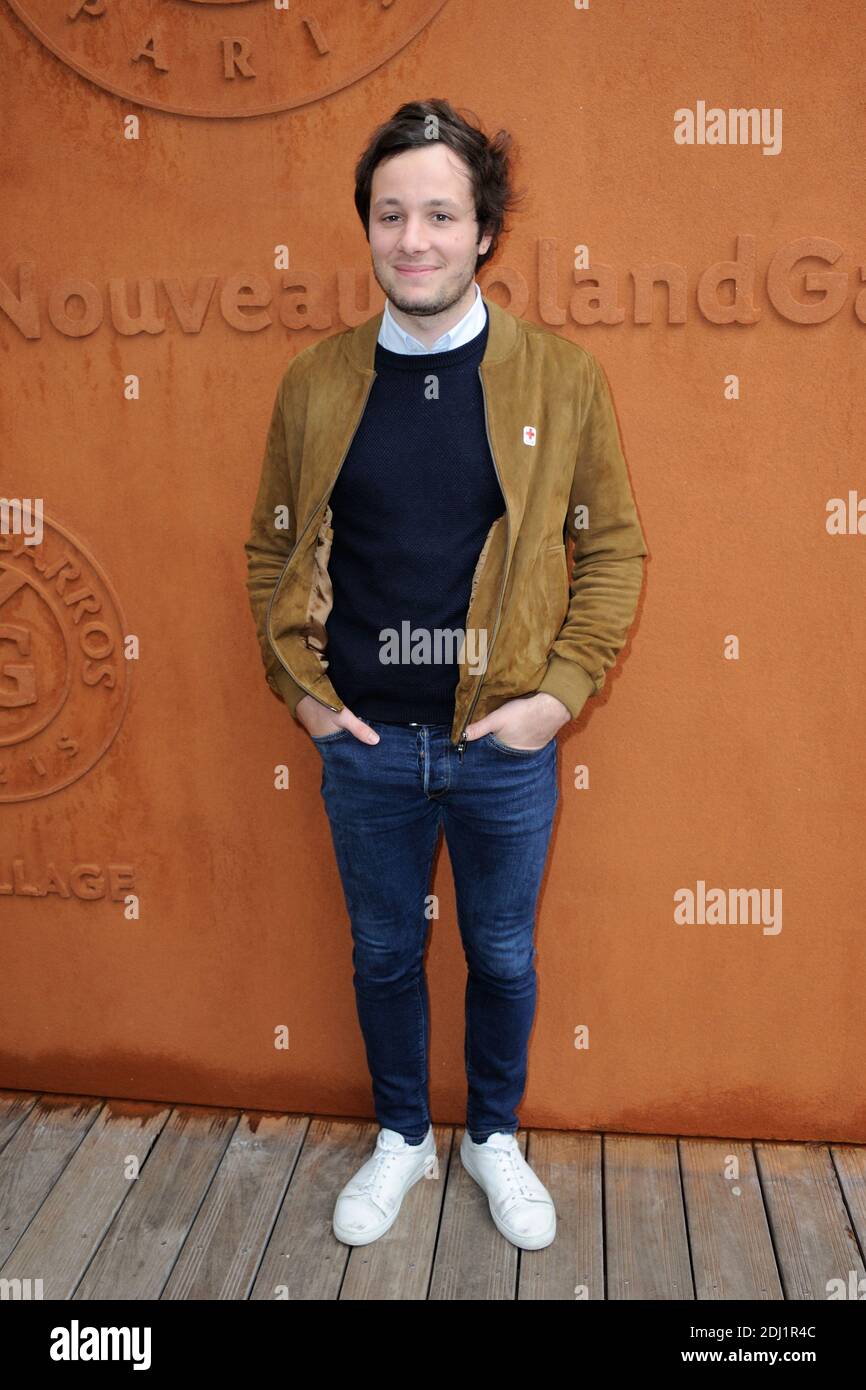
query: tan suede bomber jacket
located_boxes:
[244,293,648,752]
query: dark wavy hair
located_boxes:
[354,98,526,271]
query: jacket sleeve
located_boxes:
[243,373,309,717]
[537,351,648,721]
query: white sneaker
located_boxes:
[333,1125,439,1246]
[460,1130,556,1250]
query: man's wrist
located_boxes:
[531,690,572,727]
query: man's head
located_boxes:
[354,99,523,321]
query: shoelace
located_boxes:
[495,1146,531,1198]
[356,1148,400,1202]
[487,1141,549,1208]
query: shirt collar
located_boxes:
[378,281,485,354]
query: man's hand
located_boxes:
[296,694,380,744]
[464,692,571,749]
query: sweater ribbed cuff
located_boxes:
[268,665,310,719]
[536,655,597,722]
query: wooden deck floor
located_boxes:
[1,1090,864,1300]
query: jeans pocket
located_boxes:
[310,728,351,744]
[485,732,552,756]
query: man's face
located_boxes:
[368,142,492,318]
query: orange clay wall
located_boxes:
[2,0,864,1143]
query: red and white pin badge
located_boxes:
[523,425,537,446]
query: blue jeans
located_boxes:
[311,719,559,1145]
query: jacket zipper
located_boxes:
[265,371,377,712]
[457,365,510,761]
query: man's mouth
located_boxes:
[394,265,439,276]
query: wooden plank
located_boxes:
[428,1127,522,1300]
[679,1137,782,1299]
[249,1119,368,1300]
[518,1129,604,1300]
[0,1094,102,1266]
[0,1091,40,1153]
[338,1124,450,1300]
[756,1140,866,1299]
[163,1113,308,1300]
[831,1141,866,1288]
[605,1133,694,1299]
[75,1106,239,1299]
[0,1099,169,1298]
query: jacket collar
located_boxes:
[342,291,519,372]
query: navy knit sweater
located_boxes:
[324,313,504,724]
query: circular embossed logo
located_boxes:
[8,0,449,119]
[0,516,130,802]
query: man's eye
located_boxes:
[380,213,452,223]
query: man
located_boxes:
[244,99,647,1252]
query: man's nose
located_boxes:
[396,217,431,253]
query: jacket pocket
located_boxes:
[544,543,569,630]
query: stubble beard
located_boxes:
[372,255,478,319]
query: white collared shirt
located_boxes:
[378,281,487,354]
